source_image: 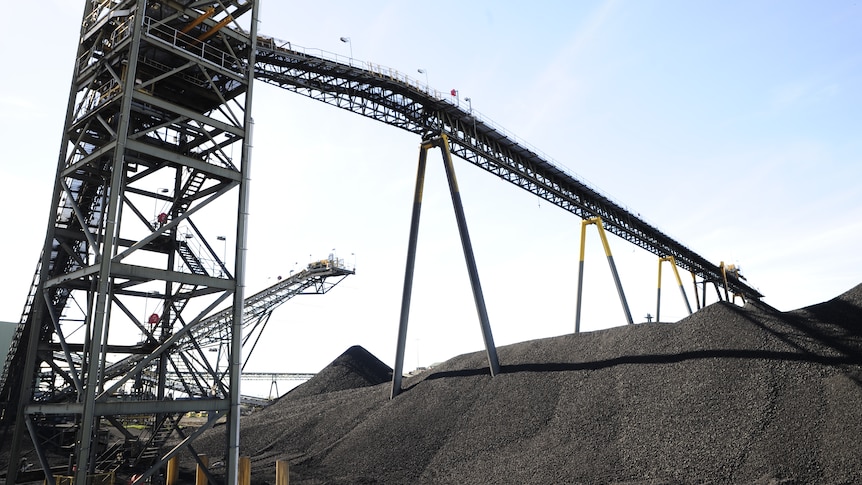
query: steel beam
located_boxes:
[252,45,763,303]
[656,256,693,323]
[392,134,500,399]
[576,217,634,332]
[3,2,260,483]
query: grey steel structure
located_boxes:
[252,41,762,302]
[391,134,501,398]
[2,1,259,484]
[251,40,763,393]
[84,255,353,404]
[1,8,766,483]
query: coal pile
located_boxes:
[284,345,392,400]
[196,284,862,484]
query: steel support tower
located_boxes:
[4,1,259,484]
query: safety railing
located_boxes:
[255,35,657,230]
[142,17,247,76]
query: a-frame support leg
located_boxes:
[656,256,693,323]
[575,216,634,333]
[391,134,500,398]
[690,271,702,310]
[391,141,429,399]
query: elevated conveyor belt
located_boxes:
[252,38,763,302]
[43,256,353,402]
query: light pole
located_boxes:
[417,68,429,88]
[464,97,473,114]
[217,235,226,276]
[339,36,352,60]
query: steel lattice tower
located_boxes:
[4,1,259,483]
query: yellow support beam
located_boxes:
[656,256,693,323]
[181,6,216,34]
[198,15,234,41]
[575,217,633,332]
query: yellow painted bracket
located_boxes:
[391,133,500,398]
[575,216,634,332]
[656,256,693,323]
[181,7,216,34]
[198,15,234,41]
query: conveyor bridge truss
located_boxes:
[252,38,762,301]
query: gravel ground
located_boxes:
[193,283,862,484]
[0,284,807,483]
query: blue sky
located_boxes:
[1,1,860,381]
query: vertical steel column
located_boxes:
[656,257,664,323]
[76,4,149,481]
[575,217,634,332]
[436,134,500,378]
[691,272,702,310]
[228,0,260,475]
[575,220,588,333]
[391,142,430,398]
[713,281,724,302]
[5,2,260,483]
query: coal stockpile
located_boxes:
[284,345,392,400]
[196,283,862,484]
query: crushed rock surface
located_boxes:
[194,283,862,484]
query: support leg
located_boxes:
[656,258,664,323]
[713,281,723,302]
[436,135,500,377]
[691,271,701,310]
[594,219,634,325]
[25,415,56,485]
[392,134,502,398]
[670,260,693,316]
[391,143,430,398]
[575,221,588,333]
[657,256,693,322]
[575,217,633,330]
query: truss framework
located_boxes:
[253,42,763,302]
[3,1,259,484]
[1,12,766,484]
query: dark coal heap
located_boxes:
[196,284,862,484]
[284,345,392,400]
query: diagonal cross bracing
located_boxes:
[253,42,762,301]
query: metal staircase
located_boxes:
[135,413,184,466]
[4,2,261,483]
